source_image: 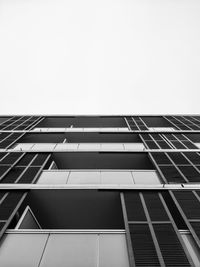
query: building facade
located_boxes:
[0,115,199,266]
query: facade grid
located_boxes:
[0,115,199,266]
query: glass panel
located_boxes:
[66,128,84,132]
[101,143,124,150]
[0,233,48,267]
[68,171,101,184]
[37,171,69,184]
[99,234,130,267]
[132,171,161,184]
[31,144,56,151]
[101,171,134,184]
[83,128,101,132]
[49,161,58,169]
[47,128,65,132]
[13,143,34,150]
[17,207,41,229]
[40,234,98,267]
[124,143,145,151]
[118,128,129,132]
[78,144,101,150]
[55,144,78,150]
[33,127,129,132]
[33,128,49,132]
[100,128,119,132]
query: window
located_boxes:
[78,143,101,150]
[132,170,161,184]
[101,171,133,184]
[33,127,129,132]
[13,143,34,150]
[123,143,145,151]
[31,144,56,151]
[37,170,160,185]
[15,206,41,229]
[12,143,145,151]
[0,233,129,267]
[0,233,48,267]
[32,128,49,132]
[101,143,124,150]
[68,171,101,184]
[55,143,78,150]
[37,171,69,184]
[9,190,124,229]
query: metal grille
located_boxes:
[122,192,192,266]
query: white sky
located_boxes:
[0,0,200,115]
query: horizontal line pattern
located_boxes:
[153,224,190,266]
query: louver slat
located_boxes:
[178,166,200,183]
[0,153,23,165]
[183,153,200,165]
[173,191,200,220]
[129,224,160,267]
[16,153,36,166]
[182,141,197,149]
[145,141,159,149]
[143,193,169,221]
[153,224,191,266]
[18,167,41,183]
[157,141,172,149]
[167,153,189,165]
[124,193,146,221]
[170,141,186,149]
[1,167,26,183]
[0,192,25,220]
[151,152,171,164]
[159,166,186,183]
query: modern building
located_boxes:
[0,115,200,266]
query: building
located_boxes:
[0,115,199,266]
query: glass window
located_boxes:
[99,234,130,267]
[0,233,48,267]
[83,128,101,132]
[13,143,34,150]
[100,128,119,132]
[33,128,49,132]
[101,143,124,151]
[101,172,134,184]
[16,206,41,229]
[78,143,101,150]
[31,144,56,151]
[40,234,97,267]
[0,233,130,267]
[65,128,84,132]
[132,170,161,184]
[124,143,145,151]
[37,171,69,184]
[68,171,101,184]
[47,128,65,132]
[118,128,130,132]
[54,143,78,150]
[49,161,58,170]
[33,127,129,132]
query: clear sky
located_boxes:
[0,0,200,115]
